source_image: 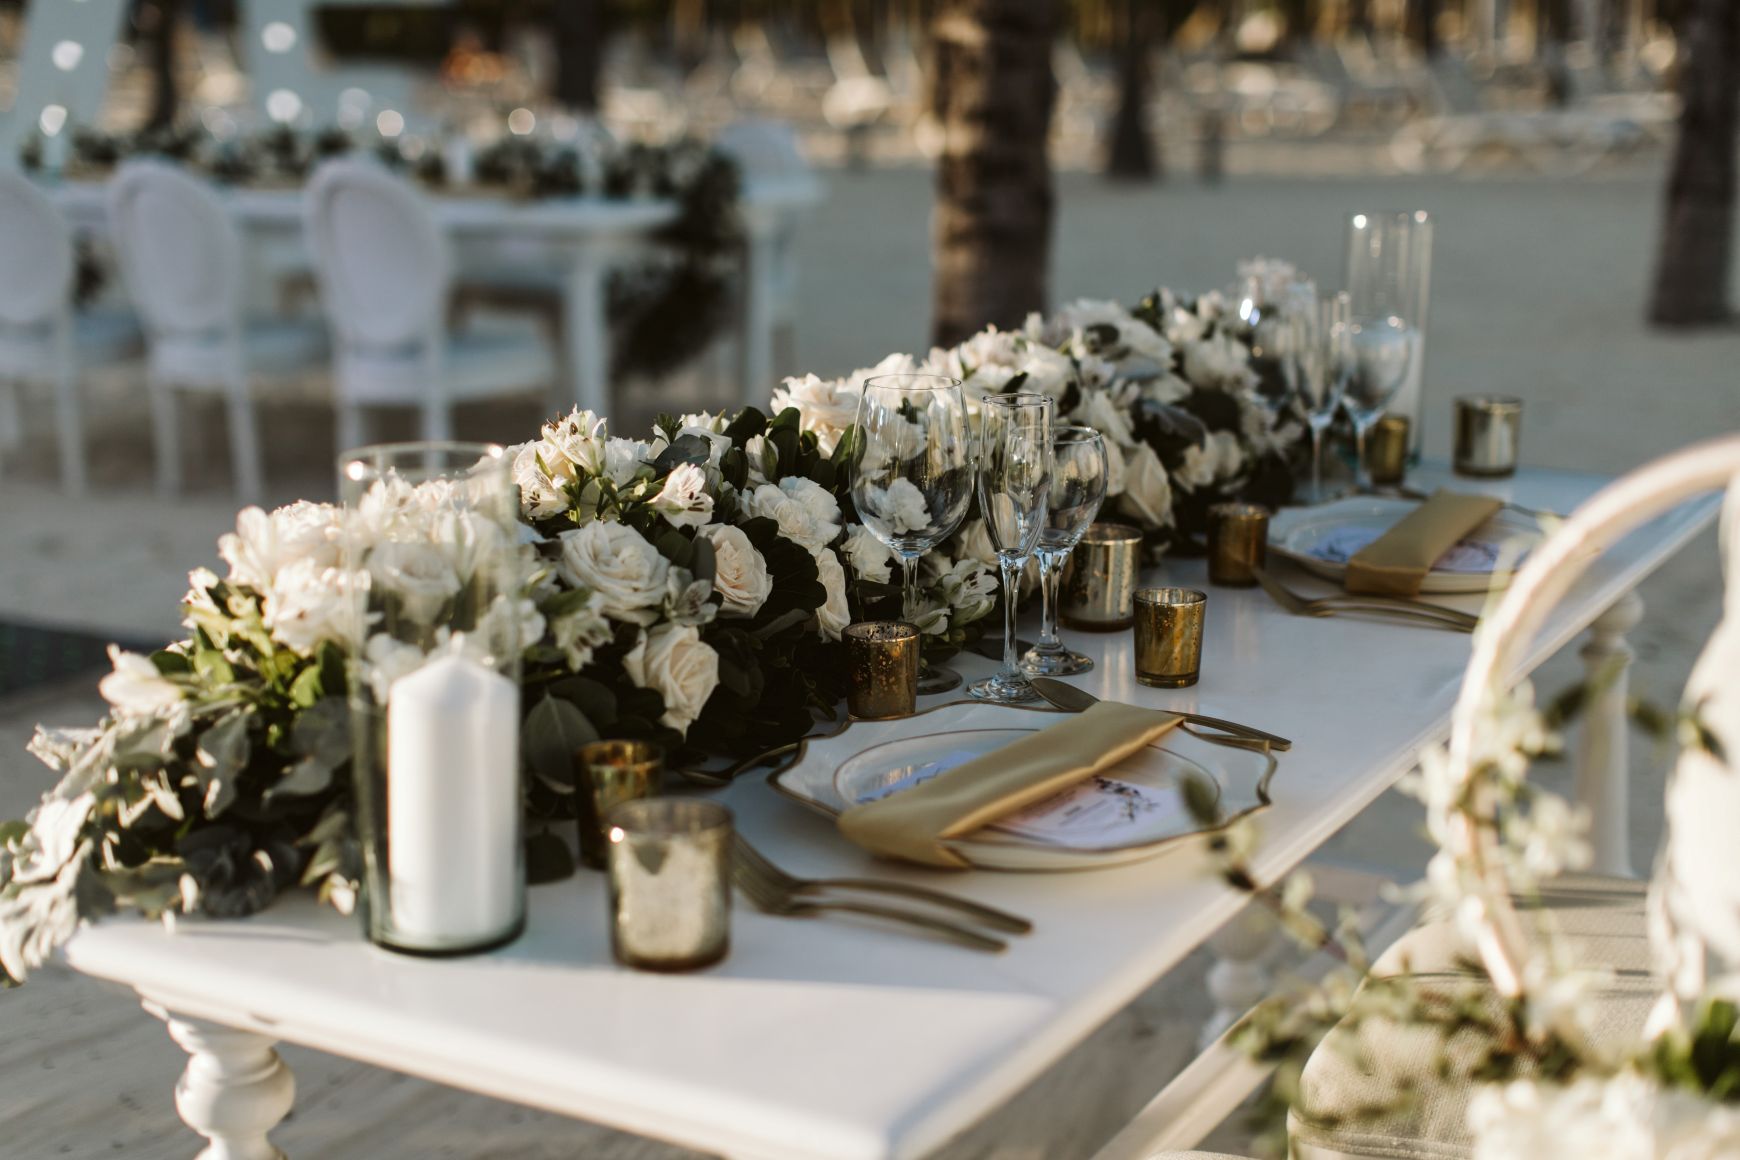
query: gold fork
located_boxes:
[1252,566,1479,632]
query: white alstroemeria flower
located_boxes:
[1468,1075,1654,1160]
[623,623,720,734]
[769,352,925,455]
[1052,298,1173,366]
[1181,332,1256,391]
[264,558,367,655]
[1174,430,1244,491]
[98,647,184,716]
[934,557,997,624]
[0,833,90,983]
[842,523,895,584]
[647,463,715,529]
[602,437,654,487]
[678,411,729,434]
[743,476,842,553]
[6,792,95,887]
[549,591,614,671]
[1118,443,1174,529]
[556,521,670,626]
[698,524,772,618]
[811,548,851,641]
[662,567,717,627]
[542,409,608,476]
[218,502,344,591]
[510,440,573,520]
[1019,344,1080,398]
[367,541,462,624]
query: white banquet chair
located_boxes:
[0,166,138,494]
[715,118,810,378]
[107,160,326,501]
[303,159,556,448]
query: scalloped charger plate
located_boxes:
[1268,495,1544,594]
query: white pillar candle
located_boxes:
[385,653,520,945]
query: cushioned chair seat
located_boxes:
[337,321,554,406]
[149,318,327,385]
[1290,874,1654,1160]
[0,310,140,378]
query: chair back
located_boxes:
[0,167,74,329]
[1443,436,1740,1015]
[107,160,244,340]
[304,159,449,353]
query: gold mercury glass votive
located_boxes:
[1061,522,1144,631]
[1454,395,1523,478]
[844,621,921,719]
[606,799,733,972]
[1368,415,1411,485]
[1133,587,1208,688]
[1207,503,1269,587]
[576,740,662,870]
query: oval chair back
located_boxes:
[107,160,244,344]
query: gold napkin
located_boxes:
[837,702,1183,869]
[1344,489,1503,597]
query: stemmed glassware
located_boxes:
[1291,287,1353,503]
[1236,273,1297,420]
[1021,427,1107,676]
[970,393,1054,704]
[1344,309,1414,490]
[851,374,975,695]
[1345,210,1432,460]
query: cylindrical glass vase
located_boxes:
[339,441,527,956]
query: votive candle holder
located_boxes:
[576,740,662,871]
[606,799,733,972]
[1133,587,1208,688]
[844,621,921,719]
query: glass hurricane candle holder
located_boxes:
[339,441,527,956]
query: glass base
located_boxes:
[967,671,1041,704]
[918,662,962,695]
[1020,646,1095,676]
[1136,671,1199,689]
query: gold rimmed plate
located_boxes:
[768,701,1277,872]
[1269,495,1542,594]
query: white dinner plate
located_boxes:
[768,701,1277,872]
[1267,495,1543,594]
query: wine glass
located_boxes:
[969,393,1053,704]
[1344,312,1414,490]
[1345,210,1432,461]
[1292,289,1353,503]
[1021,427,1107,676]
[1244,275,1305,422]
[851,374,974,694]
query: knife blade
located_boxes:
[1029,677,1293,752]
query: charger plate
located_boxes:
[1268,495,1543,594]
[767,700,1278,872]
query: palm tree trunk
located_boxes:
[930,0,1059,347]
[554,0,607,113]
[144,0,181,131]
[1647,0,1740,326]
[1104,0,1159,181]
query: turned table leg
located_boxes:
[144,999,295,1160]
[1576,591,1644,879]
[1199,904,1279,1050]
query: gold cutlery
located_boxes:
[1252,566,1479,632]
[1030,677,1292,751]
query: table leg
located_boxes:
[737,230,775,411]
[1198,904,1279,1051]
[1577,590,1644,879]
[144,998,295,1160]
[565,245,611,417]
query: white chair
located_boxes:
[303,159,555,447]
[107,160,326,501]
[0,166,138,494]
[715,118,809,376]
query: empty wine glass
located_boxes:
[1344,312,1414,489]
[851,374,975,695]
[1345,210,1431,460]
[1021,427,1108,677]
[1236,274,1296,420]
[969,393,1053,705]
[1292,289,1353,502]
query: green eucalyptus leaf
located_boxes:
[525,830,577,884]
[195,708,252,817]
[267,698,350,804]
[723,406,768,445]
[524,694,597,791]
[150,650,192,676]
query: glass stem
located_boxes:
[1309,425,1324,500]
[1035,551,1063,653]
[899,552,920,624]
[1354,422,1371,491]
[999,555,1023,679]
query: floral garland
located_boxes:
[0,276,1301,984]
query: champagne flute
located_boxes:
[1021,427,1107,676]
[1293,288,1352,502]
[1345,210,1432,459]
[969,393,1053,705]
[851,374,974,695]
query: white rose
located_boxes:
[623,623,720,735]
[555,521,669,625]
[698,524,772,618]
[1070,387,1136,447]
[218,502,343,591]
[647,463,714,528]
[1181,332,1255,390]
[743,476,841,553]
[812,548,851,641]
[368,540,462,623]
[98,646,182,716]
[1103,440,1128,498]
[510,440,572,520]
[1019,344,1078,398]
[542,409,608,475]
[549,590,614,671]
[769,373,859,455]
[842,523,895,584]
[602,437,654,487]
[264,557,366,655]
[678,411,728,434]
[1119,443,1174,529]
[1053,298,1172,365]
[860,477,932,538]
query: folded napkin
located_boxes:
[837,702,1183,869]
[1344,489,1503,597]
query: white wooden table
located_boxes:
[47,173,824,415]
[58,464,1717,1160]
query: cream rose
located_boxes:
[743,476,841,553]
[812,548,851,641]
[624,623,720,734]
[556,521,670,625]
[842,523,895,584]
[264,557,366,655]
[698,525,772,618]
[1119,443,1174,529]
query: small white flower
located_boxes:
[98,647,183,716]
[218,502,344,591]
[812,548,851,641]
[698,524,772,618]
[934,557,997,624]
[842,523,895,584]
[555,521,670,626]
[743,476,842,553]
[602,437,654,487]
[623,623,720,734]
[647,463,715,528]
[548,590,613,671]
[1181,332,1255,391]
[1070,388,1136,447]
[363,634,426,702]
